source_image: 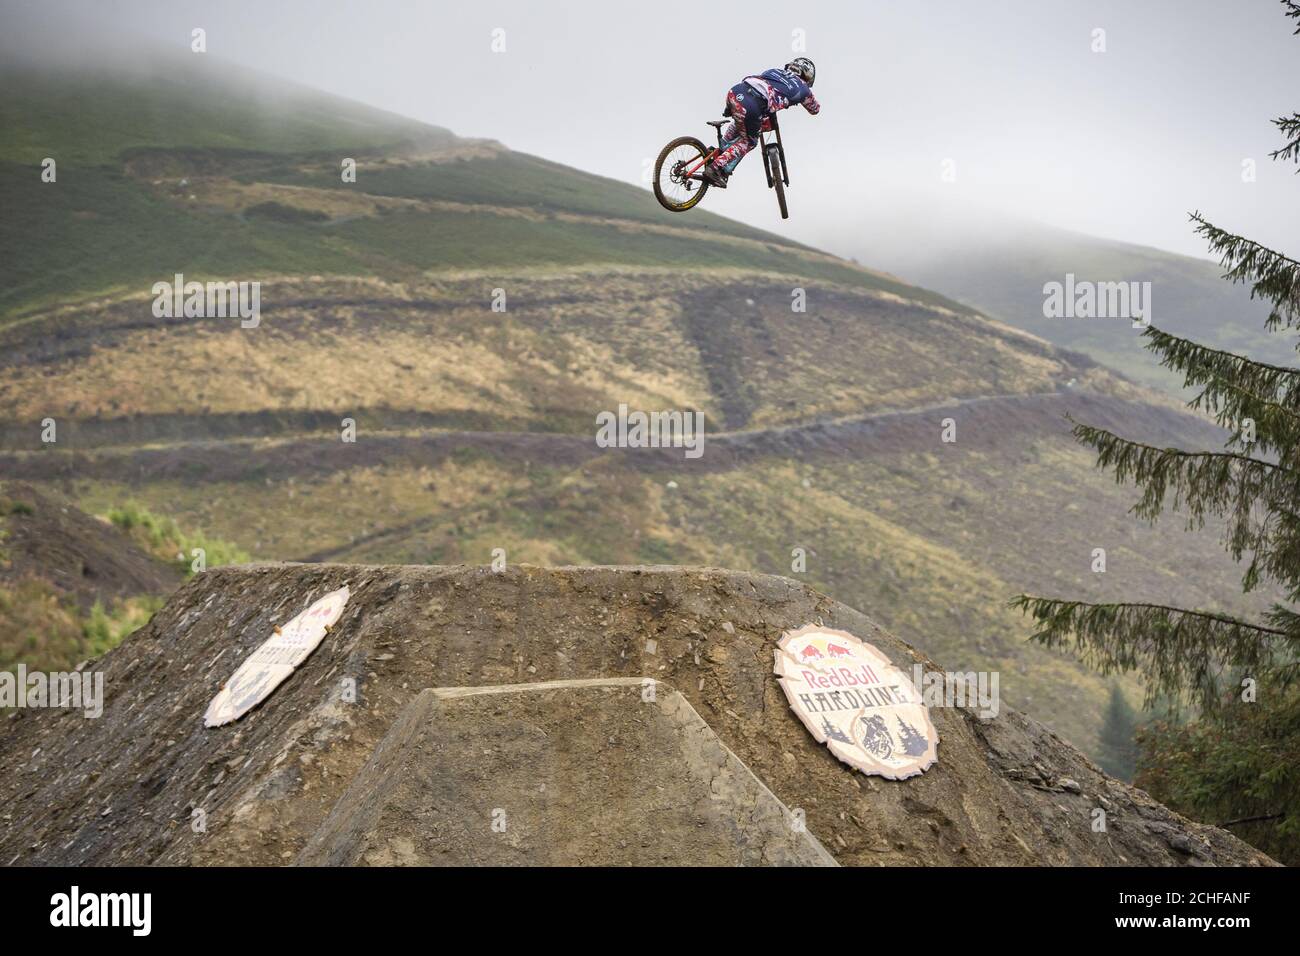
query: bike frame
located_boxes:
[679,112,789,186]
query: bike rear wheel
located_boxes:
[654,136,711,212]
[765,143,789,220]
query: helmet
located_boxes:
[785,57,815,87]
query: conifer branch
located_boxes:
[1143,326,1300,408]
[1010,595,1292,708]
[1067,417,1292,516]
[1186,375,1300,461]
[1066,418,1300,597]
[1189,212,1300,331]
[1273,112,1300,165]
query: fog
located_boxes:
[6,0,1298,265]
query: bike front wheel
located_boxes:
[765,143,788,220]
[654,136,711,212]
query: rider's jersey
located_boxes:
[743,68,821,115]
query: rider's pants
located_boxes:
[713,83,768,172]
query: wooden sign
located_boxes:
[204,586,350,727]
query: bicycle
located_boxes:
[653,111,791,219]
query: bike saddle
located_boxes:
[706,120,727,128]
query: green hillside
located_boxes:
[838,217,1295,394]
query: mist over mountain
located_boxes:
[817,200,1291,394]
[6,0,1300,258]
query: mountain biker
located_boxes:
[701,57,819,188]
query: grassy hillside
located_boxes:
[0,272,1263,756]
[0,56,1262,761]
[0,56,952,322]
[835,217,1296,394]
[0,482,170,671]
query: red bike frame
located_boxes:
[680,114,782,184]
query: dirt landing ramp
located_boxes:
[297,678,836,866]
[0,564,1276,866]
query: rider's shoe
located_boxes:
[701,163,729,188]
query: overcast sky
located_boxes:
[7,0,1300,262]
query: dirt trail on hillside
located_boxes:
[0,389,1224,491]
[0,564,1272,866]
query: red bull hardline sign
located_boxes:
[774,624,938,780]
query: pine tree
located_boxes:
[1096,685,1140,781]
[1012,1,1300,863]
[895,716,930,757]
